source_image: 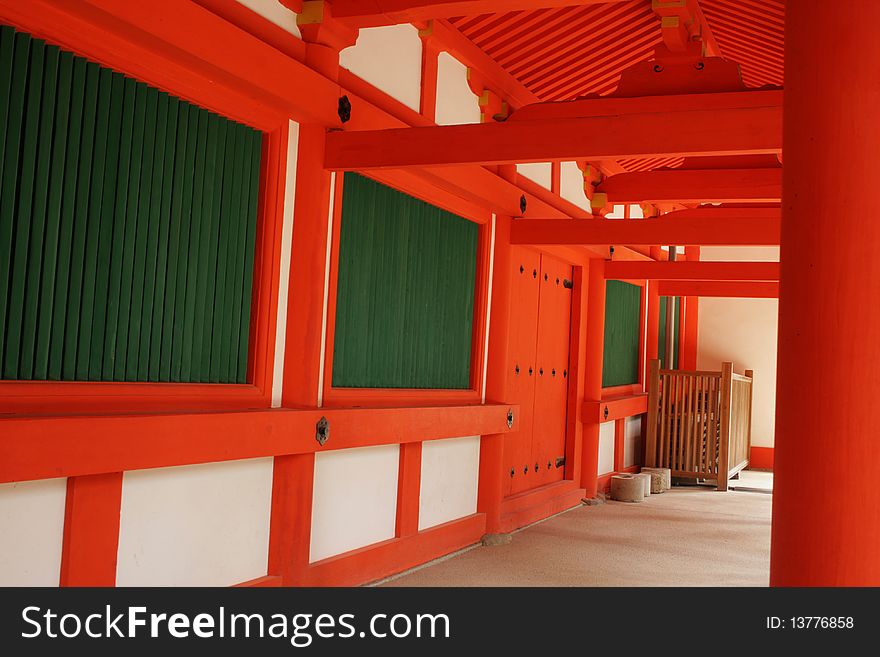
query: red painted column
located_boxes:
[60,473,123,586]
[564,263,589,487]
[395,442,423,537]
[270,15,354,585]
[771,2,880,585]
[479,214,513,534]
[580,257,606,497]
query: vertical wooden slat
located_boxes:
[18,44,60,379]
[658,372,667,468]
[225,124,249,381]
[101,77,136,380]
[208,120,238,383]
[148,97,182,381]
[87,71,124,380]
[3,37,46,378]
[34,51,73,379]
[48,57,85,380]
[238,130,262,382]
[645,359,660,467]
[75,66,113,380]
[64,60,101,380]
[158,99,189,381]
[1,27,261,385]
[164,103,199,382]
[125,86,157,380]
[112,82,146,380]
[136,91,170,380]
[190,114,221,383]
[178,110,209,382]
[717,362,732,490]
[0,31,31,373]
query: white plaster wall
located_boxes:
[340,25,422,112]
[236,0,301,38]
[435,52,481,125]
[598,421,616,475]
[697,247,779,447]
[0,478,66,586]
[272,120,300,407]
[560,161,589,211]
[116,459,274,587]
[418,436,480,531]
[310,445,400,562]
[624,414,643,468]
[516,162,553,190]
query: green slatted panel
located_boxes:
[658,296,681,370]
[332,173,478,389]
[0,26,261,383]
[602,280,642,388]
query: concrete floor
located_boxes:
[384,486,772,587]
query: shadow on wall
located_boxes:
[696,297,779,449]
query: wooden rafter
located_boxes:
[597,167,782,204]
[657,281,778,298]
[509,207,781,246]
[605,260,779,281]
[324,90,782,170]
[328,0,631,28]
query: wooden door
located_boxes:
[502,246,540,496]
[531,254,572,488]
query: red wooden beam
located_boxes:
[597,168,782,204]
[509,208,781,246]
[0,404,518,484]
[324,91,783,170]
[657,281,779,298]
[332,0,629,27]
[605,260,780,281]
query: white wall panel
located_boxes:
[418,436,480,530]
[516,162,553,190]
[116,459,274,587]
[310,445,400,562]
[560,161,589,210]
[598,421,616,475]
[340,25,422,112]
[0,478,66,586]
[435,52,481,125]
[236,0,301,38]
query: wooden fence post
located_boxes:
[645,359,661,467]
[717,361,733,491]
[744,369,754,461]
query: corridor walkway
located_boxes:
[383,486,772,587]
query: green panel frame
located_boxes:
[602,280,642,388]
[658,296,681,370]
[0,26,262,383]
[332,173,479,389]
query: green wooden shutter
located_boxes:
[602,280,641,387]
[332,173,478,389]
[658,296,681,369]
[0,26,261,383]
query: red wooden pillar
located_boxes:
[419,35,439,122]
[564,263,589,487]
[580,257,606,497]
[269,16,354,585]
[396,442,423,537]
[60,473,123,586]
[771,2,880,585]
[480,214,512,535]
